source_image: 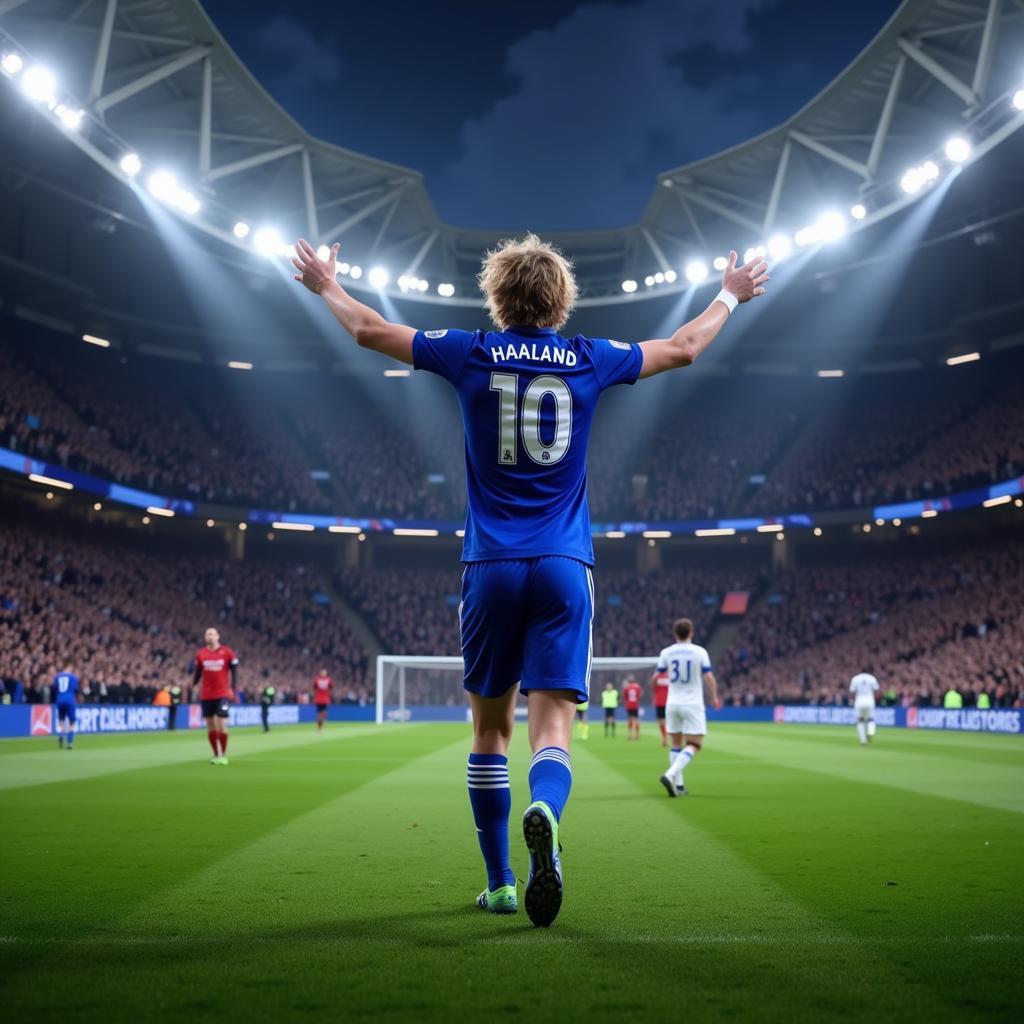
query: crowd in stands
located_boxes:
[750,374,1024,513]
[1,510,1021,710]
[0,524,372,706]
[3,334,1022,523]
[718,542,1024,709]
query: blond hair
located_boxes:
[478,234,578,332]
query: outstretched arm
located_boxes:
[637,252,769,379]
[291,239,415,365]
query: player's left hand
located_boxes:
[291,239,338,295]
[714,699,723,711]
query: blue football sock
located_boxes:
[467,753,514,891]
[528,746,572,822]
[67,732,74,748]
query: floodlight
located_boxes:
[742,247,758,264]
[621,279,637,293]
[349,265,362,279]
[817,210,847,242]
[120,153,142,177]
[712,256,728,271]
[664,269,677,283]
[317,245,330,261]
[179,191,201,215]
[684,260,709,285]
[654,272,665,284]
[850,203,866,220]
[900,167,924,194]
[944,136,970,163]
[21,64,56,103]
[921,160,940,181]
[232,221,250,239]
[1,52,24,76]
[146,170,178,203]
[767,233,792,261]
[56,105,83,130]
[253,226,283,256]
[644,275,655,287]
[437,282,455,297]
[417,279,428,292]
[1014,89,1024,111]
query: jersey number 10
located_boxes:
[490,372,572,467]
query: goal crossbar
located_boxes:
[375,655,658,724]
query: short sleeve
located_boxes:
[590,337,642,390]
[656,651,667,672]
[412,329,477,384]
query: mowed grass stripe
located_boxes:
[704,725,1024,813]
[735,722,1024,766]
[585,725,1022,1018]
[0,725,457,940]
[2,723,1021,1023]
[0,723,392,792]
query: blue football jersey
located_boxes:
[413,325,642,564]
[53,672,79,702]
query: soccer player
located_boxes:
[658,619,720,796]
[291,234,767,926]
[622,676,643,740]
[601,682,619,737]
[850,669,880,745]
[652,667,669,746]
[52,665,79,750]
[575,699,590,741]
[191,628,238,765]
[312,668,332,731]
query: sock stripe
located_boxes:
[530,748,572,774]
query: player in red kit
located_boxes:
[652,669,669,746]
[622,677,643,740]
[192,627,238,765]
[312,668,332,732]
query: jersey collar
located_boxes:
[508,325,557,337]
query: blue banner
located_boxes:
[0,703,375,738]
[3,442,1019,535]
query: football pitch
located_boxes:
[1,723,1021,1023]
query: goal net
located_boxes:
[375,655,658,723]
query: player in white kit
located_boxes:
[850,671,880,745]
[656,619,720,797]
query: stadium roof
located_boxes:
[1,0,1023,307]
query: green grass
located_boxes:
[1,722,1021,1023]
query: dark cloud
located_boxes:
[251,14,343,96]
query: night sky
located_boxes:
[202,0,901,231]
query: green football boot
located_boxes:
[523,801,563,927]
[475,884,518,915]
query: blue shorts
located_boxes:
[56,703,76,724]
[460,556,594,704]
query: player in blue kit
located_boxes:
[52,666,80,749]
[292,234,767,926]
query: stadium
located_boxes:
[1,0,1022,1019]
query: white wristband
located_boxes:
[715,289,739,314]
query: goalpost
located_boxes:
[375,655,658,723]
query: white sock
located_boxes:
[669,745,696,783]
[867,719,876,738]
[857,721,867,744]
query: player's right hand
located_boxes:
[722,250,769,303]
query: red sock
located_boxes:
[219,733,228,754]
[208,730,220,755]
